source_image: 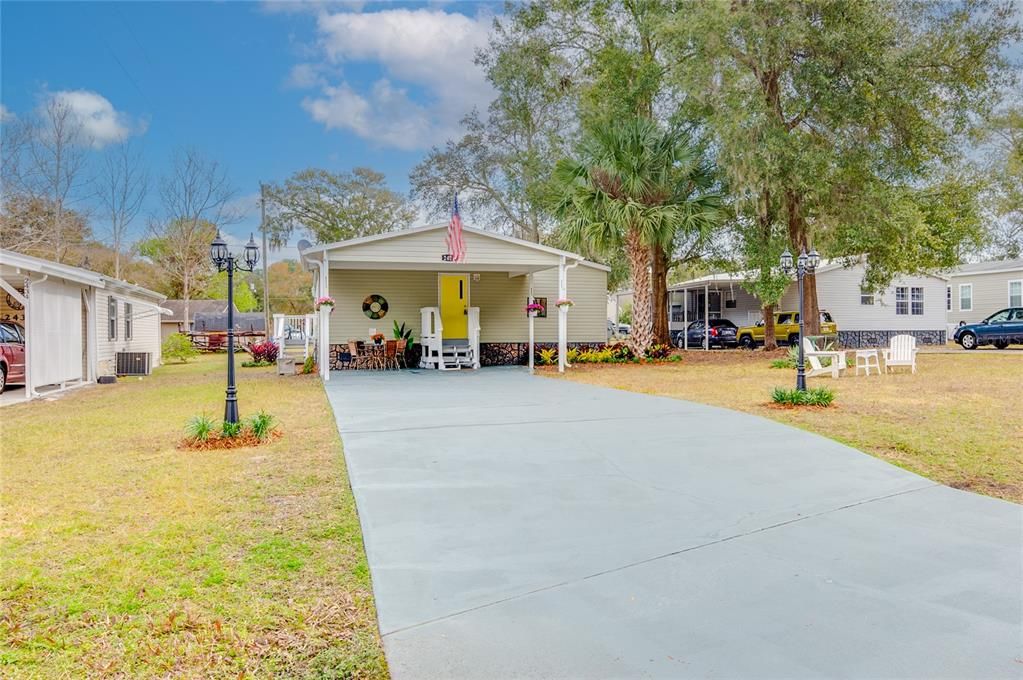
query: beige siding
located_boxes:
[94,290,163,375]
[327,265,607,344]
[330,228,564,269]
[780,264,946,331]
[947,269,1023,325]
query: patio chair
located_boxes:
[348,340,370,370]
[384,340,398,370]
[395,338,408,368]
[802,337,847,379]
[883,335,918,374]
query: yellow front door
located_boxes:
[439,274,469,338]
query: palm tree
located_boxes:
[551,117,722,354]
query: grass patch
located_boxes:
[0,355,387,678]
[553,350,1023,503]
[770,385,835,407]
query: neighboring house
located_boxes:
[615,259,949,347]
[191,311,266,334]
[299,223,609,376]
[0,248,165,399]
[945,258,1023,333]
[160,299,233,341]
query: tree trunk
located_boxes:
[784,189,820,335]
[626,231,653,355]
[650,245,670,344]
[763,303,777,350]
[803,272,820,336]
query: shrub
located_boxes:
[248,340,279,364]
[163,333,198,364]
[249,411,276,441]
[771,386,835,407]
[221,420,243,438]
[242,360,273,368]
[537,348,557,365]
[185,413,216,442]
[645,343,673,360]
[302,356,316,374]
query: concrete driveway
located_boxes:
[325,368,1020,679]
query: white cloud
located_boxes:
[297,7,494,149]
[41,90,144,149]
[0,104,14,123]
[286,63,327,89]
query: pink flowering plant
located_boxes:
[315,295,335,311]
[555,298,574,308]
[524,302,545,315]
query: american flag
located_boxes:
[446,195,466,263]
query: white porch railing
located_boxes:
[419,306,480,370]
[272,313,316,363]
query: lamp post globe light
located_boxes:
[210,231,260,423]
[779,246,820,392]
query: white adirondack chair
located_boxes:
[883,335,918,374]
[802,337,847,379]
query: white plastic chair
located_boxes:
[803,337,847,379]
[883,335,918,374]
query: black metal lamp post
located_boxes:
[210,231,260,423]
[780,246,821,392]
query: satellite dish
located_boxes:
[297,239,312,252]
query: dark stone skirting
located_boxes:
[837,329,945,348]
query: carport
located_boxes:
[0,250,99,399]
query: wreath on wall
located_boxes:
[362,294,389,320]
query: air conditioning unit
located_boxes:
[115,351,152,376]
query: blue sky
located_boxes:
[1,1,501,258]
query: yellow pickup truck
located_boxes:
[736,311,837,349]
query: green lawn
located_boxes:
[553,351,1023,503]
[0,356,387,678]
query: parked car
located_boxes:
[674,319,738,349]
[953,307,1023,350]
[0,321,26,392]
[607,320,631,340]
[736,311,838,349]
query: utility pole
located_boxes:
[260,182,271,338]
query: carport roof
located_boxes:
[0,248,165,303]
[299,223,610,273]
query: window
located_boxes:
[895,287,908,315]
[1010,280,1022,308]
[911,287,924,315]
[860,287,875,305]
[959,283,973,312]
[107,296,117,340]
[124,302,133,340]
[947,286,952,311]
[776,313,793,324]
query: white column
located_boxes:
[704,284,709,351]
[319,259,330,380]
[557,257,567,373]
[683,287,689,350]
[528,273,535,373]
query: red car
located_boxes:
[0,322,26,392]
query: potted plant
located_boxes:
[315,295,335,312]
[371,332,385,345]
[525,302,545,318]
[555,298,574,309]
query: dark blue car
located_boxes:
[953,307,1023,350]
[673,318,738,349]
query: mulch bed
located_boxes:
[180,429,282,451]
